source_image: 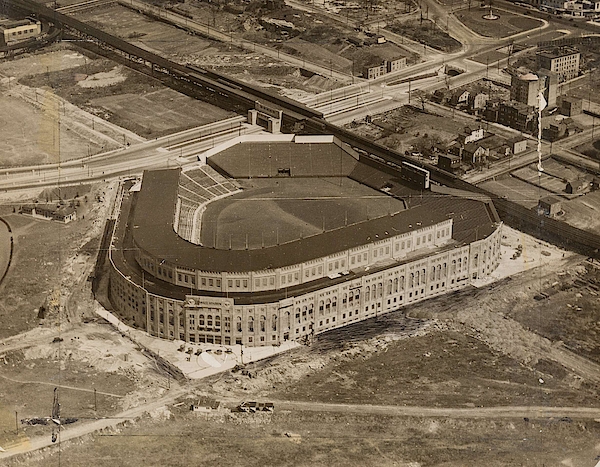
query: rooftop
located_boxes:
[536,46,580,60]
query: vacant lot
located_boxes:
[389,19,463,53]
[273,330,597,408]
[0,320,165,450]
[0,183,107,340]
[201,178,403,249]
[0,94,113,166]
[19,55,232,138]
[504,262,600,364]
[560,190,600,233]
[456,7,542,38]
[480,176,553,208]
[345,105,472,155]
[576,137,600,159]
[17,401,600,467]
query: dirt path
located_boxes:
[0,375,124,399]
[273,400,600,420]
[0,383,187,459]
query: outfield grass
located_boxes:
[200,178,404,249]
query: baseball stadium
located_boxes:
[108,134,503,347]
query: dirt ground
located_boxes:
[456,7,543,38]
[388,19,462,53]
[74,3,337,95]
[344,105,474,156]
[0,322,168,450]
[15,409,600,467]
[0,181,114,341]
[575,137,600,159]
[17,49,232,139]
[504,261,600,365]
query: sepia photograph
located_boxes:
[0,0,600,465]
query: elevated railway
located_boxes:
[3,0,600,257]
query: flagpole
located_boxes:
[537,87,546,173]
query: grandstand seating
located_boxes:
[175,165,240,243]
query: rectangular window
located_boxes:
[269,277,275,285]
[294,272,299,281]
[216,279,221,287]
[282,275,286,284]
[263,278,267,286]
[255,279,260,287]
[236,280,240,287]
[329,263,333,271]
[243,280,248,288]
[209,279,213,287]
[363,253,368,261]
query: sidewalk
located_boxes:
[93,303,300,380]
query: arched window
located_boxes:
[474,254,479,267]
[442,263,447,278]
[248,316,254,333]
[400,276,405,290]
[409,273,414,288]
[436,264,442,281]
[422,269,426,285]
[215,315,221,328]
[394,278,398,293]
[378,282,383,297]
[365,286,370,301]
[415,271,420,286]
[332,297,337,311]
[236,316,242,333]
[308,304,314,315]
[343,293,348,307]
[286,311,291,329]
[272,314,277,331]
[207,315,213,328]
[452,260,456,275]
[199,314,205,327]
[430,267,436,282]
[260,315,266,332]
[302,306,308,320]
[319,301,324,315]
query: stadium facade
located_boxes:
[108,135,503,347]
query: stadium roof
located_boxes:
[131,168,496,273]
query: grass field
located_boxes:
[0,95,113,166]
[273,330,598,408]
[200,178,404,249]
[89,88,231,136]
[456,7,542,38]
[19,55,232,139]
[19,408,600,467]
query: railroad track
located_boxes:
[4,0,600,257]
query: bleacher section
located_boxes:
[175,165,240,243]
[209,140,359,178]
